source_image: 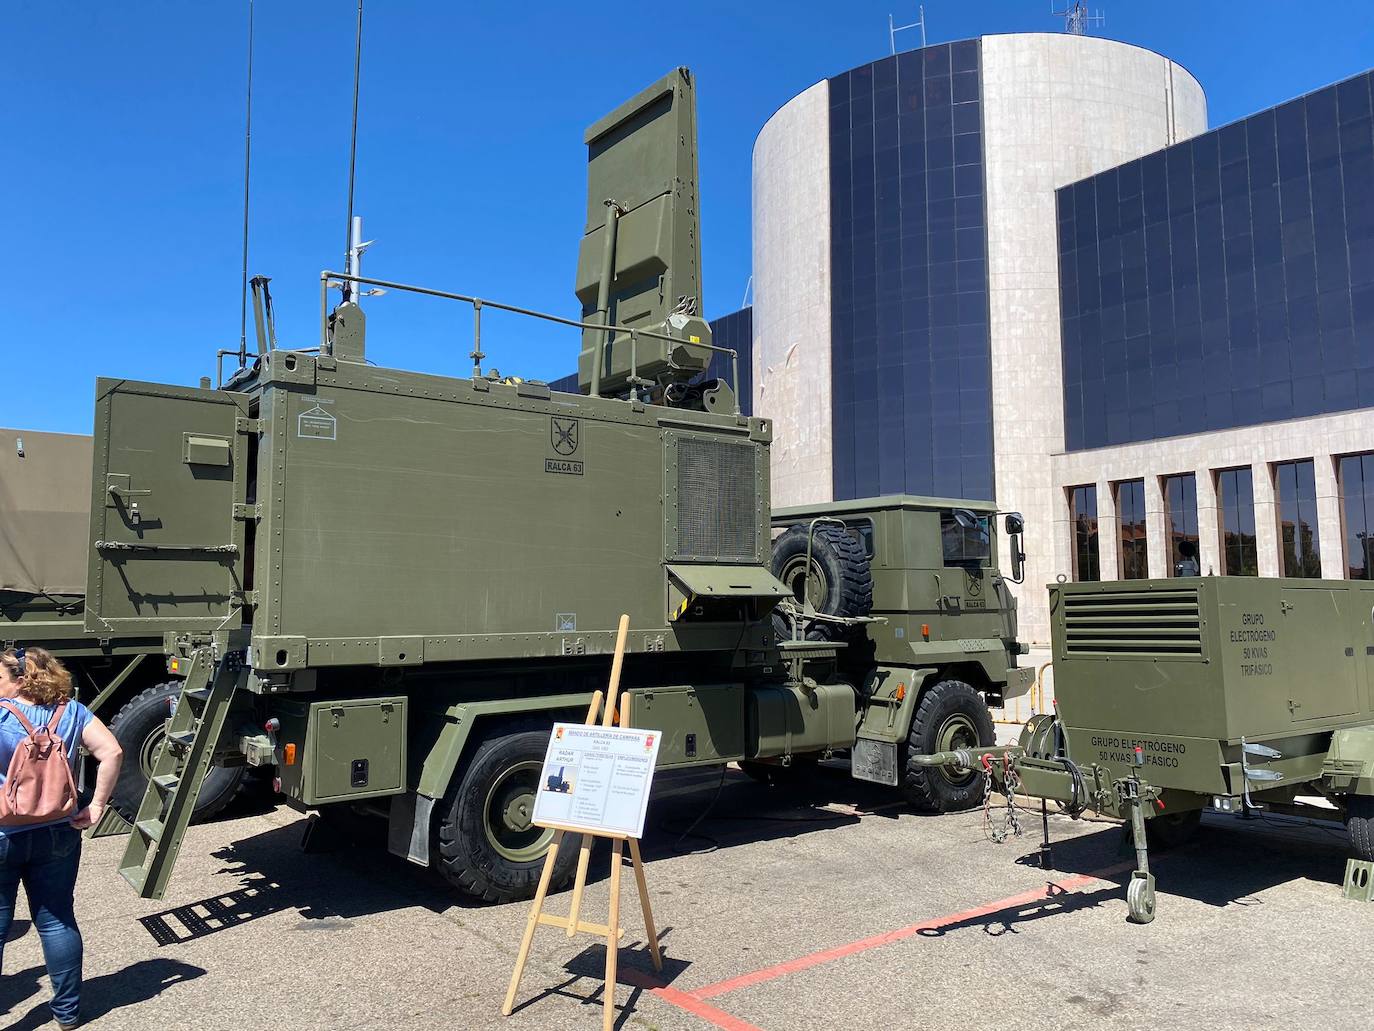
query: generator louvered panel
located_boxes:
[1062,588,1203,657]
[674,436,758,561]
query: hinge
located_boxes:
[236,589,259,607]
[235,416,262,435]
[233,503,262,520]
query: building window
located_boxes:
[1274,460,1322,578]
[1217,467,1259,576]
[1162,474,1200,577]
[1115,479,1148,579]
[1338,452,1374,580]
[1068,485,1100,582]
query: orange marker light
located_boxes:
[284,743,297,766]
[920,623,930,641]
[169,658,180,673]
[895,683,906,701]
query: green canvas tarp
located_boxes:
[0,428,93,596]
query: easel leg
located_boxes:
[566,837,594,936]
[627,838,662,971]
[603,838,624,1031]
[502,830,565,1017]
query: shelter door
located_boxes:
[86,380,252,636]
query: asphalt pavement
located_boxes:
[1,763,1368,1031]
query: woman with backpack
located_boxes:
[0,646,122,1030]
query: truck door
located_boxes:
[85,379,253,637]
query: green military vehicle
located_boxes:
[919,577,1374,922]
[83,68,1031,905]
[764,497,1033,811]
[1,427,252,820]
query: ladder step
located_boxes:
[184,686,212,705]
[152,774,180,793]
[166,730,197,749]
[135,819,165,842]
[118,865,148,891]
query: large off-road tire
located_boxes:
[436,725,582,903]
[900,679,994,813]
[1145,809,1202,849]
[1345,795,1374,862]
[770,524,873,642]
[108,682,246,822]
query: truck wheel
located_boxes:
[1145,809,1201,849]
[770,524,872,642]
[1346,796,1374,862]
[436,726,582,903]
[108,682,246,822]
[901,679,994,813]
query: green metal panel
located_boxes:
[1053,578,1374,744]
[626,684,746,767]
[276,697,407,805]
[665,563,788,600]
[240,356,772,671]
[85,379,251,636]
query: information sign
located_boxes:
[531,723,661,839]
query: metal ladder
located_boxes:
[117,646,241,900]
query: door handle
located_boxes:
[107,483,152,499]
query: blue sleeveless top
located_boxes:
[0,698,93,836]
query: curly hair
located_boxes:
[0,646,73,707]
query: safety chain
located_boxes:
[982,753,1026,844]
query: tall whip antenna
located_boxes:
[238,0,256,366]
[343,0,364,303]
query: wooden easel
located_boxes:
[502,614,663,1030]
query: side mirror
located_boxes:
[1005,513,1026,584]
[952,508,980,529]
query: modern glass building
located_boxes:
[1059,71,1374,450]
[1052,70,1374,600]
[752,32,1206,641]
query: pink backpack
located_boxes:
[0,700,78,826]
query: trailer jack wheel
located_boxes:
[1126,871,1156,924]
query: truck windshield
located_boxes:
[941,511,991,566]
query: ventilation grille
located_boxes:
[1062,587,1203,657]
[674,436,758,562]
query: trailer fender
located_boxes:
[1322,726,1374,797]
[392,691,595,868]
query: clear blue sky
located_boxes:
[4,1,1372,434]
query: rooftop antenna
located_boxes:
[237,0,256,368]
[888,6,926,55]
[342,0,364,304]
[1052,1,1105,35]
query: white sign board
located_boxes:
[531,723,661,839]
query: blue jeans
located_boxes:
[0,824,83,1025]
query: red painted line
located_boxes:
[690,860,1137,1001]
[651,986,768,1031]
[617,965,765,1031]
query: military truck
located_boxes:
[919,577,1374,922]
[83,68,1031,905]
[1,427,251,820]
[763,497,1032,811]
